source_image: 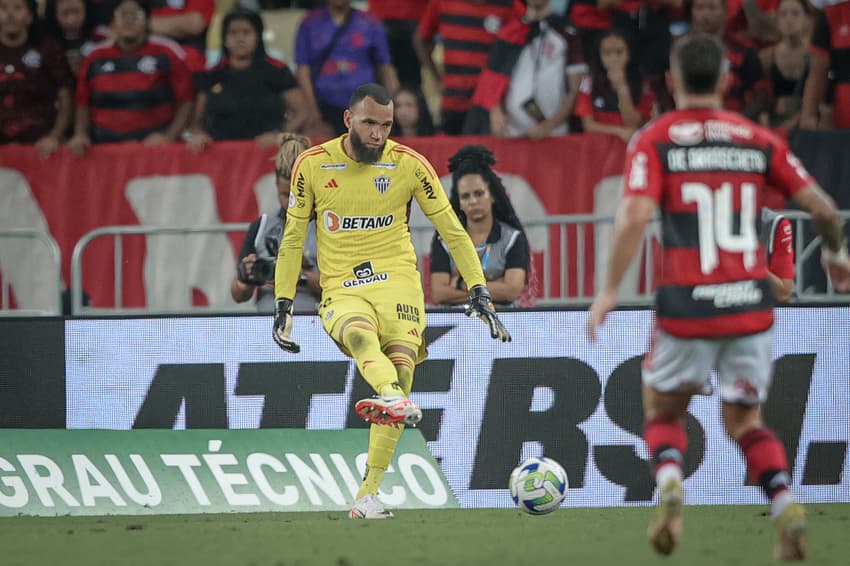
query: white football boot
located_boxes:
[348,494,394,519]
[354,396,422,427]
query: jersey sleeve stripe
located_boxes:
[289,146,325,177]
[393,146,440,179]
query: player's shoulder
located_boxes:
[291,142,332,175]
[147,35,188,59]
[626,111,679,150]
[85,39,118,59]
[389,140,439,176]
[355,8,383,26]
[709,109,786,148]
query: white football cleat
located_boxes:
[348,494,394,519]
[774,502,806,560]
[355,396,422,427]
[648,476,684,555]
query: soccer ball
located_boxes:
[509,456,569,515]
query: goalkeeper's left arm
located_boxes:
[274,214,310,300]
[428,205,487,290]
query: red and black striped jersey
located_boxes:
[722,34,768,112]
[77,37,194,143]
[574,76,654,126]
[623,108,813,338]
[811,3,850,128]
[569,0,642,30]
[418,0,520,112]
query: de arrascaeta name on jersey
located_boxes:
[667,147,768,173]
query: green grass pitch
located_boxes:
[1,504,847,566]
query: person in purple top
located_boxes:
[294,0,398,135]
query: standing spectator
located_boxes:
[188,8,309,150]
[761,207,795,302]
[0,0,74,157]
[468,0,588,138]
[390,84,436,137]
[759,0,810,128]
[368,0,429,88]
[231,133,321,313]
[726,0,780,46]
[294,0,399,136]
[86,0,214,53]
[148,0,215,54]
[800,0,850,129]
[574,30,654,142]
[415,0,520,135]
[689,0,770,120]
[430,145,530,306]
[570,0,678,77]
[69,0,193,152]
[43,0,97,72]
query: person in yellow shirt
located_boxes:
[273,83,510,519]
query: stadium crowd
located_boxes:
[2,0,849,152]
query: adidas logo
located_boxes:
[407,328,420,337]
[325,179,339,189]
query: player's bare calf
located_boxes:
[355,396,422,427]
[648,476,684,555]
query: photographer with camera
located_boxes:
[231,133,321,312]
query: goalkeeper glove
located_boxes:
[465,285,512,342]
[272,298,300,353]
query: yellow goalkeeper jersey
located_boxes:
[274,135,486,300]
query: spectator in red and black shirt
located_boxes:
[725,0,780,48]
[149,0,214,54]
[69,0,193,153]
[801,1,850,129]
[689,0,770,120]
[0,0,74,157]
[574,30,654,142]
[86,0,213,53]
[188,8,309,150]
[415,0,520,135]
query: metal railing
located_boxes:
[62,210,850,315]
[0,229,62,316]
[70,223,249,316]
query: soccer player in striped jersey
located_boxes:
[588,33,850,559]
[272,83,510,519]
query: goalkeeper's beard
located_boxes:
[350,129,385,163]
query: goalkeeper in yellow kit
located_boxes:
[273,83,510,519]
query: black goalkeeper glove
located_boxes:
[272,298,300,353]
[465,285,512,342]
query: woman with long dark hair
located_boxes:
[430,145,530,306]
[188,8,310,150]
[574,29,654,143]
[0,0,74,156]
[758,0,810,128]
[42,0,96,72]
[390,84,435,137]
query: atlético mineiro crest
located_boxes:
[373,175,391,195]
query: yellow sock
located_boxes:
[340,322,400,396]
[356,424,403,499]
[356,349,417,499]
[386,350,415,396]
